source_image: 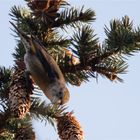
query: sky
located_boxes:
[1,0,140,140]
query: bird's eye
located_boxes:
[59,91,62,95]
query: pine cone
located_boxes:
[28,0,49,11]
[56,112,84,140]
[28,0,61,24]
[9,60,33,119]
[14,126,35,140]
[64,48,80,66]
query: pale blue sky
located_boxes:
[1,1,140,140]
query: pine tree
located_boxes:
[1,0,140,139]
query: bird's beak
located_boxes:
[51,97,62,105]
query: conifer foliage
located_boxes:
[0,0,140,139]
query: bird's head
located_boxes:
[47,82,70,105]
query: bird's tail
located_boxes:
[10,21,36,53]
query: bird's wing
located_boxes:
[9,22,63,81]
[33,39,65,82]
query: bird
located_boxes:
[10,22,70,105]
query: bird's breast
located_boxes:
[24,53,49,91]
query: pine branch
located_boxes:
[59,16,140,82]
[0,117,34,140]
[44,38,71,49]
[53,6,96,28]
[10,6,26,21]
[30,98,66,127]
[10,4,140,84]
[71,25,99,66]
[14,120,35,140]
[10,6,40,35]
[65,71,89,86]
[0,67,11,109]
[12,42,25,60]
[104,16,140,55]
[60,52,128,82]
[0,110,11,131]
[4,117,35,140]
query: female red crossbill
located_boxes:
[10,22,70,105]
